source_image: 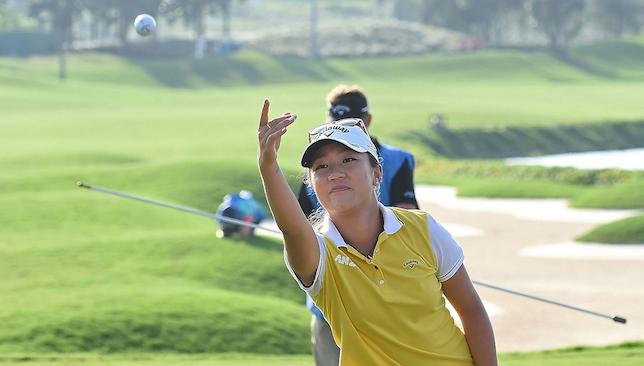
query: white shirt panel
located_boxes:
[428,214,465,282]
[284,234,326,296]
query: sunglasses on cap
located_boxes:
[328,104,369,119]
[307,118,369,143]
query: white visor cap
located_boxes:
[301,118,379,168]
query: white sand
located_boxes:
[520,242,644,260]
[416,185,639,224]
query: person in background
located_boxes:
[215,190,266,238]
[297,85,419,365]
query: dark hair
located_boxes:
[367,154,380,168]
[326,84,369,120]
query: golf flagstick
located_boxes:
[77,181,627,324]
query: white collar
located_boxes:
[320,203,403,248]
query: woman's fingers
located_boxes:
[268,113,296,127]
[261,124,288,149]
[258,114,291,136]
[259,114,297,145]
[263,115,295,150]
[256,99,297,164]
[259,99,270,129]
[258,98,293,129]
[258,126,287,167]
[270,114,297,130]
[265,126,288,150]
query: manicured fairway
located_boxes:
[1,40,643,359]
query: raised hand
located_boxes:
[257,99,297,170]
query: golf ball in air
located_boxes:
[134,14,156,36]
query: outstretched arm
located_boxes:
[443,265,497,366]
[257,99,320,286]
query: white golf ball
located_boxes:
[134,14,156,36]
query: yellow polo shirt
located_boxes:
[287,205,473,366]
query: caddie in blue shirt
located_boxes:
[296,84,419,366]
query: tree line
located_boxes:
[3,0,644,54]
[0,0,242,79]
[0,0,237,45]
[395,0,644,54]
[2,0,644,79]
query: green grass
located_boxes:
[571,181,644,209]
[2,40,644,357]
[0,353,315,365]
[0,341,642,365]
[501,341,644,366]
[0,161,309,354]
[577,214,644,244]
[4,44,644,144]
[450,178,583,199]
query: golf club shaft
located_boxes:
[472,280,626,323]
[76,182,280,234]
[77,181,627,324]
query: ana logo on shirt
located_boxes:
[403,259,420,269]
[335,255,356,267]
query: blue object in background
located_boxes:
[216,190,266,237]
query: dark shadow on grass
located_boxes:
[417,47,579,83]
[489,44,641,81]
[192,54,350,85]
[191,55,263,84]
[515,53,577,83]
[406,119,644,159]
[271,55,350,81]
[126,56,193,88]
[575,40,644,70]
[106,41,196,87]
[551,50,618,79]
[123,51,350,88]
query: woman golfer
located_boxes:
[257,100,497,366]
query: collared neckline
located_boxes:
[320,203,403,248]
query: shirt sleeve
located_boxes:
[427,214,464,282]
[283,233,326,297]
[389,159,419,209]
